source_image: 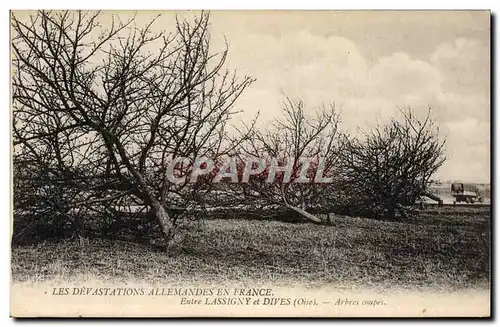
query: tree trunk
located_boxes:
[284,203,323,224]
[152,203,175,248]
[107,135,175,248]
[422,191,443,206]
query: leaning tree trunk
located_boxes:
[150,202,176,248]
[127,175,175,248]
[109,132,175,249]
[422,191,443,206]
[284,203,323,224]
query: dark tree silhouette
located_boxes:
[337,108,446,219]
[12,10,255,247]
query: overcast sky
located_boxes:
[14,10,491,183]
[202,10,490,183]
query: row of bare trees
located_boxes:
[12,10,446,248]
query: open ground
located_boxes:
[11,205,490,293]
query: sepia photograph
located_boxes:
[9,9,491,317]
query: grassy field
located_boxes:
[11,206,490,292]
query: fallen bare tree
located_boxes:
[12,10,255,247]
[212,97,342,224]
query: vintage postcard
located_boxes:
[10,9,491,317]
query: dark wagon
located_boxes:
[451,183,483,204]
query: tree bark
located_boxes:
[128,175,174,247]
[151,202,175,246]
[104,130,175,247]
[422,191,443,206]
[284,203,323,224]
